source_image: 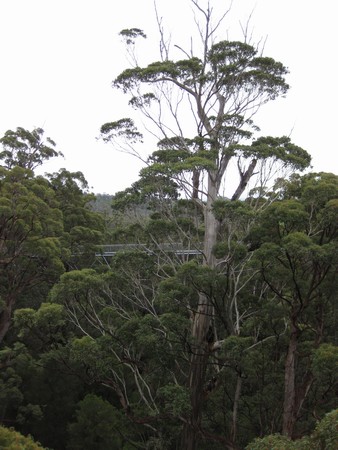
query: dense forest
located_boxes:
[1,2,337,449]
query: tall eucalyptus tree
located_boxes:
[100,2,311,447]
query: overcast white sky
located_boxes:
[0,0,337,194]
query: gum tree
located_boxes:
[0,128,66,343]
[252,173,338,438]
[0,166,65,343]
[47,169,105,269]
[100,2,311,448]
[0,127,62,171]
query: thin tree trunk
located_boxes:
[231,375,242,442]
[192,169,200,199]
[0,297,14,343]
[282,319,299,437]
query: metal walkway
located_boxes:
[95,243,203,265]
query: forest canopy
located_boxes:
[0,1,337,449]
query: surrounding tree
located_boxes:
[0,127,63,171]
[47,169,105,269]
[0,166,65,342]
[0,127,66,342]
[252,172,337,437]
[0,424,46,449]
[0,127,111,448]
[49,173,337,448]
[67,394,127,450]
[246,408,338,450]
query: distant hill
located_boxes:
[89,193,114,215]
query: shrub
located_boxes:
[0,425,45,449]
[246,409,338,450]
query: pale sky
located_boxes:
[0,0,337,194]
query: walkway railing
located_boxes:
[95,243,203,258]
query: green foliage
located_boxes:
[113,39,289,101]
[49,268,104,307]
[312,409,338,450]
[67,394,124,450]
[0,356,24,417]
[246,409,338,449]
[4,172,336,449]
[129,92,157,108]
[119,28,147,44]
[100,118,143,143]
[47,169,105,268]
[16,403,43,425]
[0,127,62,170]
[69,335,120,382]
[0,425,46,449]
[0,166,65,342]
[234,136,311,170]
[158,384,191,416]
[277,172,337,208]
[312,344,338,382]
[246,433,308,449]
[14,303,67,342]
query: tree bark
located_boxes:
[231,159,257,201]
[181,174,218,449]
[0,297,14,343]
[231,375,242,442]
[282,319,299,437]
[192,169,200,199]
[181,310,210,449]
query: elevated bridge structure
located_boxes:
[95,243,203,266]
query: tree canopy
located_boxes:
[0,2,336,450]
